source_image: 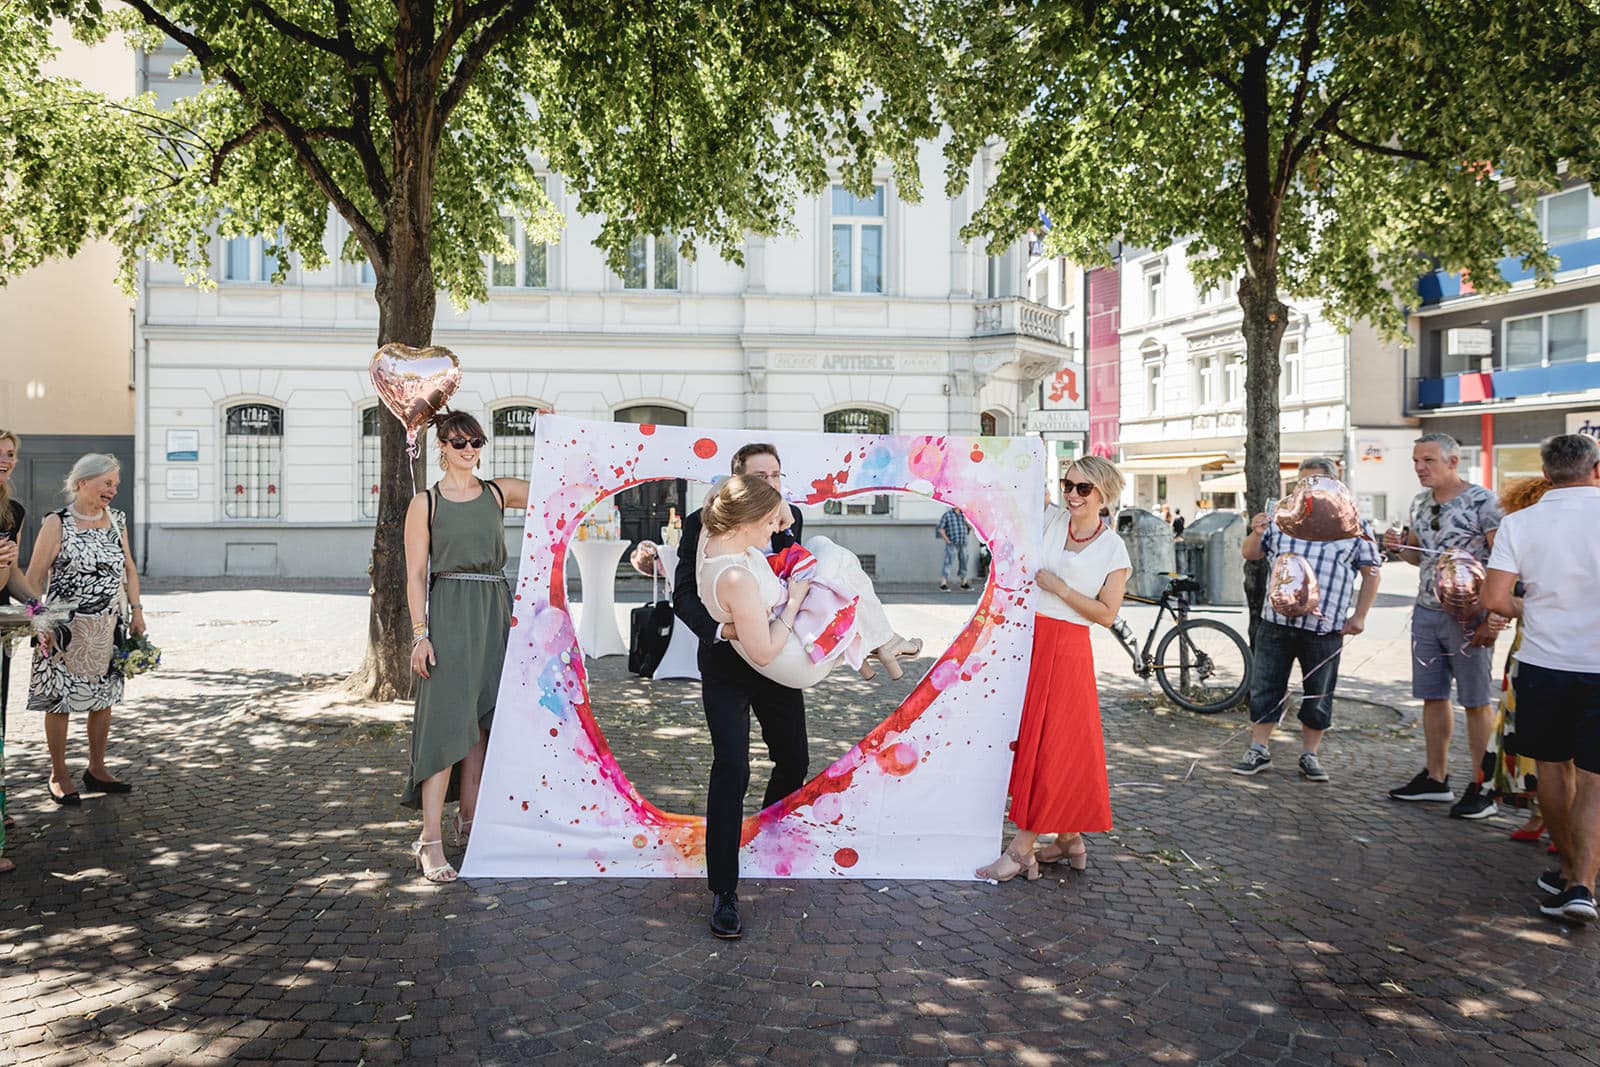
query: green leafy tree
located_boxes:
[7,0,933,697]
[933,0,1600,632]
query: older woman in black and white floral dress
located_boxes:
[25,454,144,806]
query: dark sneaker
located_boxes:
[1537,869,1567,896]
[1231,747,1271,776]
[709,892,742,939]
[1539,886,1597,924]
[1388,770,1454,802]
[1298,752,1329,782]
[1448,782,1498,820]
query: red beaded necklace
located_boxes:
[1067,519,1104,544]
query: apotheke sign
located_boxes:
[1026,409,1090,433]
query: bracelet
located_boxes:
[412,633,430,645]
[129,602,142,610]
[411,619,427,637]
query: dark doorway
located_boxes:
[7,434,136,563]
[612,405,688,549]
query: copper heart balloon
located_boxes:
[1269,552,1322,618]
[369,343,462,455]
[1434,548,1486,620]
[1274,476,1365,542]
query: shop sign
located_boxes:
[1358,440,1385,463]
[1567,410,1600,442]
[1026,409,1089,433]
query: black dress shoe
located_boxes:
[709,892,742,939]
[82,771,133,795]
[50,785,82,806]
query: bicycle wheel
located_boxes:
[1153,618,1251,714]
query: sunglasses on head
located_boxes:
[1064,481,1096,498]
[445,436,485,450]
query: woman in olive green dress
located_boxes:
[403,411,528,882]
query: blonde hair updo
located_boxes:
[703,474,783,537]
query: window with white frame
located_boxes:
[1144,264,1164,319]
[1142,345,1163,414]
[1504,307,1591,369]
[223,229,287,282]
[223,403,283,519]
[1540,187,1592,246]
[490,405,542,513]
[986,255,1001,299]
[490,211,550,289]
[822,408,891,514]
[1195,354,1220,407]
[359,406,382,519]
[831,184,886,294]
[622,234,677,290]
[1279,338,1303,399]
[1223,352,1245,404]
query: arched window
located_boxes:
[490,404,551,514]
[359,406,383,519]
[822,408,892,515]
[980,411,999,437]
[613,404,688,546]
[223,403,283,519]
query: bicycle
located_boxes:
[1110,573,1252,714]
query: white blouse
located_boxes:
[1034,505,1133,625]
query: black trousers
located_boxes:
[700,641,807,894]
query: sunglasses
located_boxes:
[445,436,486,450]
[1064,481,1097,498]
[1429,503,1441,531]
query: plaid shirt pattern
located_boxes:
[937,508,970,548]
[1261,519,1382,634]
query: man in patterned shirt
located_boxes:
[936,505,971,591]
[1382,432,1504,818]
[1232,458,1382,781]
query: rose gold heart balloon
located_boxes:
[1274,476,1365,542]
[369,343,462,456]
[1434,548,1486,620]
[1269,552,1321,618]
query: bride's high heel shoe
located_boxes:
[872,637,923,680]
[976,846,1040,882]
[410,839,458,883]
[1037,834,1088,871]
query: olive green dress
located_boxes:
[402,480,510,809]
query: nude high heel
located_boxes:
[410,839,458,883]
[976,846,1040,882]
[1037,834,1088,871]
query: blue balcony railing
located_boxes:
[1415,360,1600,408]
[1417,235,1600,307]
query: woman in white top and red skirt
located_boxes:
[979,456,1130,882]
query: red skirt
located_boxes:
[1006,614,1112,833]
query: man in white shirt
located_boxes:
[1483,434,1600,925]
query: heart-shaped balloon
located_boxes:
[368,343,462,455]
[1268,552,1321,618]
[1274,476,1365,542]
[1434,548,1486,620]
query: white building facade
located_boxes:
[1114,240,1417,526]
[133,135,1076,581]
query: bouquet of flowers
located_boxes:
[111,628,162,678]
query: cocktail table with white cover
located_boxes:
[651,543,701,681]
[569,538,629,658]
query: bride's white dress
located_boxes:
[697,534,895,690]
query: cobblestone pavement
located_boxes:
[2,588,1597,1065]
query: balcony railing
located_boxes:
[1414,360,1600,408]
[973,298,1068,346]
[1418,235,1600,307]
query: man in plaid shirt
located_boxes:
[1231,457,1383,782]
[936,506,971,591]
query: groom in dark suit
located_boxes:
[672,443,807,939]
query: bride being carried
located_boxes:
[697,474,922,690]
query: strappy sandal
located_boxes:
[872,637,923,681]
[976,846,1040,882]
[452,814,474,847]
[1037,834,1088,871]
[410,839,457,883]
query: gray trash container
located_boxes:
[1114,508,1176,601]
[1181,511,1246,606]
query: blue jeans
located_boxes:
[941,541,968,584]
[1248,619,1345,730]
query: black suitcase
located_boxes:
[628,569,676,677]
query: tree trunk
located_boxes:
[348,219,438,700]
[1239,263,1287,646]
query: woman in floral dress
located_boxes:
[25,454,144,805]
